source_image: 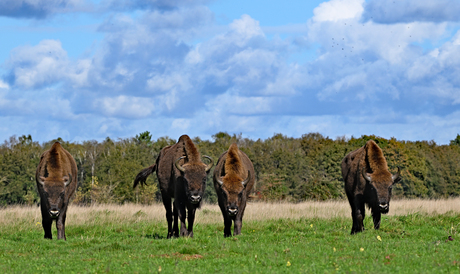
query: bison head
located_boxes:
[362,168,401,214]
[38,174,72,219]
[175,156,213,205]
[216,170,250,217]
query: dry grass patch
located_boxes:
[1,198,459,227]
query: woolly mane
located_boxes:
[225,143,244,175]
[365,140,388,173]
[179,135,201,162]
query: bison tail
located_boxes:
[133,164,157,189]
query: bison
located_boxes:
[213,143,255,237]
[133,135,213,238]
[36,142,77,240]
[341,140,401,234]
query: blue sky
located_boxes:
[1,0,460,144]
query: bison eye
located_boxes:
[238,192,243,199]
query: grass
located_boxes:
[1,199,460,273]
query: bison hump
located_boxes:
[365,140,388,172]
[179,135,201,162]
[225,144,244,175]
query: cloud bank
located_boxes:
[1,0,460,144]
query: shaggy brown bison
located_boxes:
[213,143,255,237]
[342,140,401,234]
[36,142,77,240]
[133,135,213,238]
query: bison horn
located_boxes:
[216,176,224,186]
[64,173,72,187]
[362,168,372,182]
[242,170,251,187]
[38,176,46,186]
[392,167,401,183]
[175,156,186,173]
[203,155,214,172]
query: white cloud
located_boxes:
[0,80,9,89]
[5,40,69,89]
[94,96,155,119]
[313,0,364,22]
[1,0,460,145]
[206,91,273,115]
[229,14,264,45]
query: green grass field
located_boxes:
[1,204,459,273]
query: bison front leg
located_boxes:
[223,215,232,237]
[372,208,381,230]
[163,195,176,238]
[233,218,242,236]
[56,212,67,240]
[40,204,53,239]
[217,200,232,237]
[233,203,246,236]
[172,202,179,238]
[42,217,53,239]
[351,200,365,234]
[175,201,188,237]
[186,206,197,238]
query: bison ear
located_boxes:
[38,176,46,186]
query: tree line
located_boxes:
[1,132,460,206]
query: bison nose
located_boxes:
[379,202,389,211]
[190,195,202,204]
[227,206,238,216]
[49,210,60,218]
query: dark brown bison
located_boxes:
[36,142,77,240]
[133,135,213,238]
[213,143,255,237]
[341,140,401,234]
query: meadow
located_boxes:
[1,199,460,273]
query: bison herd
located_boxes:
[35,135,400,240]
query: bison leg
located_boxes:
[162,194,175,239]
[233,218,242,236]
[351,199,365,234]
[42,217,53,239]
[56,212,67,240]
[172,202,179,238]
[217,199,232,237]
[176,201,188,237]
[233,202,246,236]
[186,206,196,238]
[372,208,381,230]
[40,204,53,239]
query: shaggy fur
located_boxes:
[213,143,255,237]
[133,135,213,238]
[36,142,77,240]
[341,140,400,234]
